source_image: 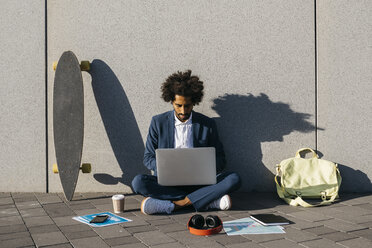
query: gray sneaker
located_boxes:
[206,195,232,210]
[141,197,175,215]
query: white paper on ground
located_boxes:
[223,217,285,235]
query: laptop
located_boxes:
[156,147,217,186]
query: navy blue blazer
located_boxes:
[143,110,226,175]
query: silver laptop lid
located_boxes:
[156,147,216,186]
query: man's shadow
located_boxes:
[88,60,149,189]
[212,93,316,192]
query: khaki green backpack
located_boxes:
[275,148,341,207]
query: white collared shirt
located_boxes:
[174,112,193,148]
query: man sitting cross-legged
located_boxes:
[132,70,241,214]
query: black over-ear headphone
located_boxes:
[187,214,223,235]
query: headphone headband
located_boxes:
[187,215,223,236]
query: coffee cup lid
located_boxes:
[112,194,125,200]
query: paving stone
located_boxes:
[274,205,305,214]
[331,205,372,216]
[111,243,148,248]
[89,197,113,206]
[31,231,68,247]
[70,236,110,248]
[53,215,82,226]
[130,195,145,202]
[134,213,171,221]
[125,224,157,234]
[124,204,140,212]
[94,204,114,212]
[260,238,304,248]
[68,202,96,210]
[167,230,210,244]
[243,233,284,243]
[59,224,92,233]
[24,215,54,227]
[333,213,372,224]
[0,204,14,210]
[12,193,35,198]
[354,203,372,211]
[186,239,225,248]
[0,207,19,217]
[43,243,73,248]
[359,221,372,228]
[37,195,63,204]
[323,210,372,224]
[0,236,34,247]
[119,216,149,227]
[0,198,14,205]
[288,211,332,222]
[283,227,319,242]
[0,215,24,226]
[13,196,38,203]
[43,203,76,217]
[81,192,108,199]
[104,236,142,246]
[0,231,30,241]
[15,201,41,210]
[0,193,11,198]
[134,230,175,246]
[124,198,141,205]
[316,218,367,232]
[152,242,188,248]
[146,218,175,226]
[74,208,100,216]
[304,226,338,235]
[93,225,131,239]
[0,223,27,234]
[342,195,372,205]
[209,232,250,245]
[337,237,372,248]
[155,222,186,233]
[300,238,345,248]
[320,231,359,242]
[226,242,265,248]
[64,230,98,240]
[348,228,372,241]
[20,207,47,217]
[28,224,60,234]
[277,216,312,230]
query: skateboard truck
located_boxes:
[53,163,92,174]
[53,60,91,71]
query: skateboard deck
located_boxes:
[53,51,89,201]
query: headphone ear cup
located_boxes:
[205,215,220,228]
[190,214,205,229]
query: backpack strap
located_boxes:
[295,148,318,158]
[275,174,340,207]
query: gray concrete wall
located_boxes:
[317,0,372,192]
[1,1,371,193]
[47,0,315,193]
[0,0,46,192]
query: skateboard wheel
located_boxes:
[52,164,59,173]
[80,61,90,71]
[81,163,91,173]
[52,61,58,71]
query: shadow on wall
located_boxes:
[88,59,149,189]
[338,164,372,192]
[212,93,316,192]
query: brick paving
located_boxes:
[1,192,372,248]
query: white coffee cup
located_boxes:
[112,194,125,213]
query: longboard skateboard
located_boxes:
[53,51,91,201]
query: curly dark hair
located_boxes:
[161,70,204,105]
